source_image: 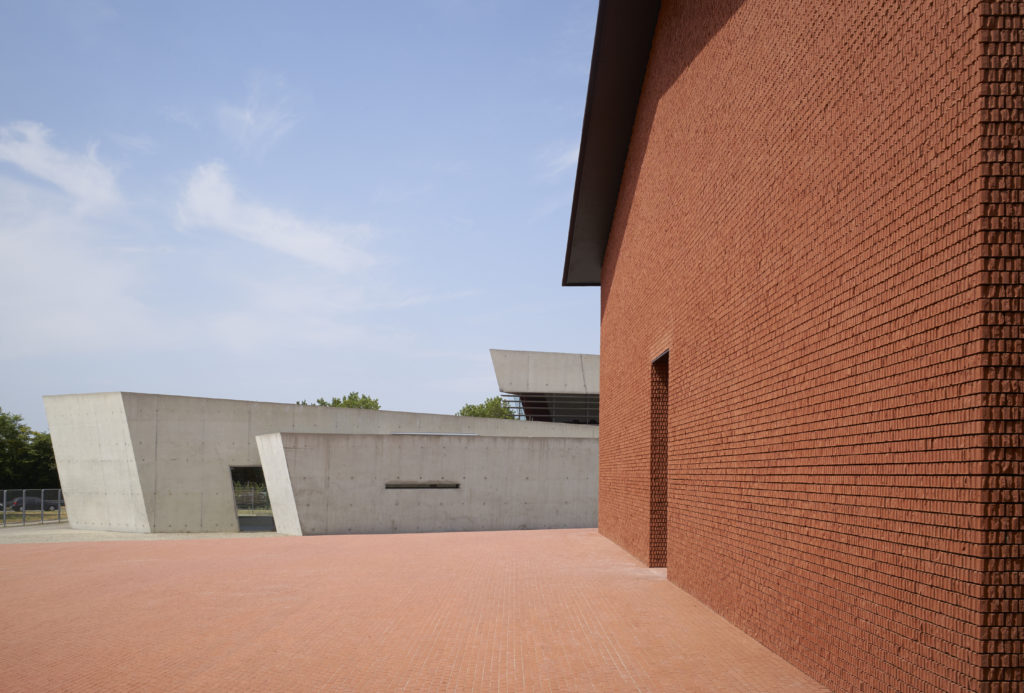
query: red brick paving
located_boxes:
[0,529,825,691]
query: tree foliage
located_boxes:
[457,396,515,419]
[296,392,381,410]
[0,407,59,489]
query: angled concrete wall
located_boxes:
[43,393,150,532]
[44,392,597,533]
[257,433,598,536]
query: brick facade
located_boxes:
[597,1,1024,690]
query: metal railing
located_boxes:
[1,489,67,527]
[233,487,272,515]
[500,393,600,425]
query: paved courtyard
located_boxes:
[0,528,825,691]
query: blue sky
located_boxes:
[0,0,600,430]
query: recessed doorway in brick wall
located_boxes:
[649,352,668,568]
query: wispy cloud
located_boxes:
[217,75,297,155]
[540,141,580,180]
[177,161,373,273]
[0,121,120,212]
[0,174,165,359]
[0,121,175,359]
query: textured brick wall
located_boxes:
[979,4,1024,689]
[598,1,1024,690]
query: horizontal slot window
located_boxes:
[385,481,460,489]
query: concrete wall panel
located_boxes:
[43,393,150,532]
[258,433,598,536]
[255,434,301,535]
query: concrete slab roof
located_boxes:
[562,0,661,286]
[490,349,599,395]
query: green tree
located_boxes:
[296,392,381,410]
[27,431,59,487]
[0,407,59,489]
[457,396,515,419]
[0,408,31,488]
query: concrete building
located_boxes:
[259,432,596,536]
[44,392,597,535]
[490,349,599,424]
[563,1,1024,690]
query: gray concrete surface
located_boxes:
[40,393,151,532]
[257,432,598,535]
[490,349,599,394]
[0,522,276,544]
[45,392,598,534]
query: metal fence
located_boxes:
[1,489,67,527]
[233,486,272,516]
[500,392,600,425]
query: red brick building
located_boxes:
[563,1,1024,690]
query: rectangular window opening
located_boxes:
[230,466,276,532]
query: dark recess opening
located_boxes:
[650,351,669,568]
[230,466,276,532]
[385,481,460,489]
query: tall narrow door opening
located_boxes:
[650,351,669,567]
[230,466,276,532]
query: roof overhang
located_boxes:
[490,349,599,395]
[562,0,661,287]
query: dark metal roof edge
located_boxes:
[560,1,609,288]
[562,0,661,287]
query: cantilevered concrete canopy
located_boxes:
[562,0,661,286]
[490,349,599,425]
[490,349,599,395]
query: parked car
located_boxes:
[6,496,64,511]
